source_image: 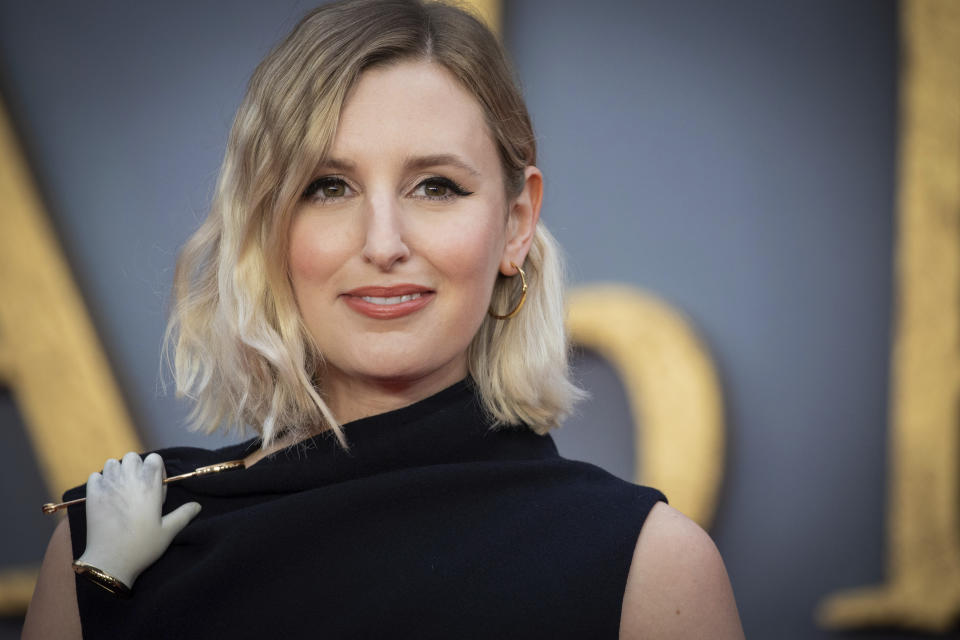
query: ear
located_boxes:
[500,166,543,275]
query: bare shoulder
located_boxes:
[619,502,744,639]
[22,518,82,640]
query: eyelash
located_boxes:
[301,176,474,203]
[301,176,352,203]
[412,177,474,201]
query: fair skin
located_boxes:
[23,61,744,638]
[621,503,745,639]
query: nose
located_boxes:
[361,194,410,271]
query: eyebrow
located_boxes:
[320,157,357,172]
[403,154,481,177]
[319,154,481,177]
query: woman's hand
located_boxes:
[75,452,201,590]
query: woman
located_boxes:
[24,1,743,637]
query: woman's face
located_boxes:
[288,60,540,419]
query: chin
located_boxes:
[354,356,467,389]
[364,364,448,386]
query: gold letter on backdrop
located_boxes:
[462,0,500,35]
[0,96,143,614]
[567,285,724,529]
[818,0,960,631]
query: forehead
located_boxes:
[330,60,496,167]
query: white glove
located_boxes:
[75,451,201,590]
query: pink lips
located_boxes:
[341,284,435,320]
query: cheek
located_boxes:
[287,237,313,291]
[428,213,506,292]
[288,216,349,290]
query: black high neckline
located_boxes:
[301,377,479,449]
[159,378,558,498]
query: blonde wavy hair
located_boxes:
[166,0,584,448]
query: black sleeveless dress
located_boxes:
[65,380,665,638]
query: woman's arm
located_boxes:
[619,502,745,639]
[22,519,82,640]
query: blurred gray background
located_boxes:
[0,1,925,637]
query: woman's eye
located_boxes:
[303,177,352,202]
[413,177,473,201]
[423,181,450,198]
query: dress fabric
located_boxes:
[64,380,666,639]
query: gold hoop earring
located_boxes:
[488,262,528,320]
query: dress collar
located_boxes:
[162,379,557,497]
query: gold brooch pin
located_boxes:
[41,459,247,515]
